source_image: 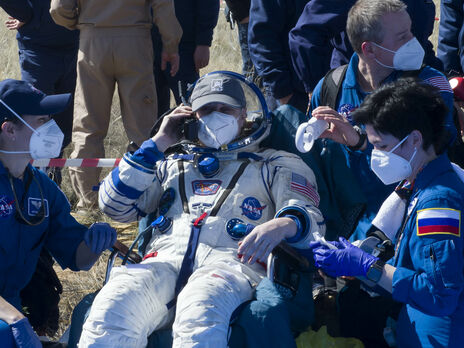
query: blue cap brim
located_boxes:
[37,93,72,116]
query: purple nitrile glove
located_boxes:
[10,317,41,348]
[308,239,346,250]
[84,222,117,254]
[311,237,378,278]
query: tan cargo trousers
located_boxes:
[69,27,157,209]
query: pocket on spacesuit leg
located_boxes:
[172,265,254,347]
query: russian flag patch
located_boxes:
[416,208,461,237]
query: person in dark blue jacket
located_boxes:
[224,0,259,82]
[152,0,219,116]
[1,0,78,160]
[0,79,116,348]
[248,0,308,112]
[310,78,464,348]
[289,0,443,94]
[438,0,464,76]
[305,0,455,241]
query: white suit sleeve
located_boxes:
[99,143,164,223]
[262,150,326,249]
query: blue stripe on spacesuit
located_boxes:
[111,168,144,200]
[102,206,136,223]
[100,180,132,208]
[123,154,156,175]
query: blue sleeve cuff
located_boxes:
[392,266,415,303]
[283,214,304,243]
[129,139,164,168]
[274,205,311,244]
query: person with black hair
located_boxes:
[310,78,464,347]
[302,0,456,242]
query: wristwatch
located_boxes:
[366,259,385,283]
[348,126,367,151]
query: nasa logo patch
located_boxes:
[0,196,14,219]
[192,180,222,196]
[240,197,266,220]
[338,104,356,123]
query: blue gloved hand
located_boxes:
[10,318,42,348]
[84,222,117,254]
[310,237,378,278]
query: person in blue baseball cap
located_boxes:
[0,79,117,348]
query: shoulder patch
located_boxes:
[290,172,320,206]
[416,208,460,237]
[423,76,453,93]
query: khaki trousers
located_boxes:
[69,28,157,209]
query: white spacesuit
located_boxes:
[79,72,325,348]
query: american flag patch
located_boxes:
[416,208,461,237]
[290,172,320,205]
[424,76,453,93]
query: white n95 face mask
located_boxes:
[29,119,64,159]
[372,37,425,71]
[198,111,239,149]
[370,135,417,185]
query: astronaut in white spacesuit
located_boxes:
[79,71,325,348]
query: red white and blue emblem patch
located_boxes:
[424,76,453,93]
[240,197,266,220]
[0,195,14,218]
[290,173,320,206]
[192,180,221,196]
[416,208,461,237]
[338,104,357,123]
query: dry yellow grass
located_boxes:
[0,0,442,341]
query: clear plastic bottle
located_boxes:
[295,118,329,152]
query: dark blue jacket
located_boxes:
[0,0,78,54]
[289,0,443,93]
[153,0,219,52]
[391,155,464,348]
[437,0,464,75]
[0,163,86,311]
[248,0,308,99]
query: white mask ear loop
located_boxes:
[389,135,409,154]
[0,99,38,155]
[371,41,396,54]
[0,99,39,134]
[391,135,418,167]
[0,150,30,154]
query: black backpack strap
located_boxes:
[320,64,349,109]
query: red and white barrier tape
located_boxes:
[31,158,121,168]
